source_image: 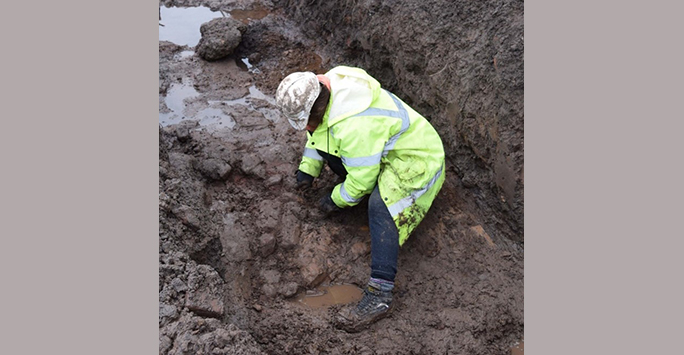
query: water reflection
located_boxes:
[159,6,223,46]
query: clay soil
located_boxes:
[159,0,524,354]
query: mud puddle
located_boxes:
[229,5,269,24]
[160,82,280,130]
[159,6,224,46]
[159,81,235,129]
[159,5,269,47]
[208,85,280,123]
[294,284,363,308]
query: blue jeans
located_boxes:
[318,150,399,282]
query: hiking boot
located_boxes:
[333,285,394,333]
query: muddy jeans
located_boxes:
[318,150,399,282]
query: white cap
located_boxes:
[275,71,320,130]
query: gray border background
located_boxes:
[2,0,159,353]
[1,1,682,354]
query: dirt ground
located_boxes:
[159,0,524,354]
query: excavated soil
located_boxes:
[159,0,524,354]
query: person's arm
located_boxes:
[297,131,325,179]
[330,118,389,208]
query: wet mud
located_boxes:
[159,0,524,354]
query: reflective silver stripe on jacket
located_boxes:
[382,92,410,157]
[340,90,410,167]
[303,147,323,161]
[341,152,383,167]
[387,165,443,218]
[340,182,363,204]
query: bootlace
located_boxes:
[356,288,387,314]
[357,289,375,312]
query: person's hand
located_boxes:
[319,194,342,216]
[295,170,314,190]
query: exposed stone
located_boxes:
[301,257,328,287]
[197,17,247,61]
[241,153,266,178]
[260,269,281,284]
[220,213,252,262]
[257,200,281,230]
[261,284,277,298]
[170,278,187,293]
[265,174,282,187]
[280,282,299,298]
[175,120,200,142]
[171,205,201,229]
[159,334,173,354]
[195,158,232,180]
[258,233,276,257]
[159,303,179,326]
[185,264,225,318]
[168,152,195,173]
[278,212,301,249]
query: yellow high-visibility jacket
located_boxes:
[298,66,445,245]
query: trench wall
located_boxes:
[274,0,524,242]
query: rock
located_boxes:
[171,205,201,229]
[280,282,299,298]
[220,213,252,262]
[257,200,281,230]
[248,52,261,64]
[258,233,276,257]
[197,17,247,61]
[185,265,225,318]
[240,153,266,178]
[195,158,232,180]
[159,303,178,326]
[261,284,277,298]
[301,257,327,287]
[175,120,199,142]
[278,212,301,249]
[260,269,281,284]
[264,174,282,187]
[159,334,173,354]
[168,152,195,173]
[170,277,187,293]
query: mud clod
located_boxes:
[195,158,232,180]
[186,264,226,318]
[257,233,276,257]
[197,17,247,61]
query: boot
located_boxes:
[334,285,394,333]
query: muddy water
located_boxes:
[158,4,269,47]
[229,5,269,24]
[159,81,237,130]
[295,284,363,308]
[159,6,223,47]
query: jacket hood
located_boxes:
[324,66,381,126]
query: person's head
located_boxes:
[275,71,330,131]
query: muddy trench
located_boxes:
[159,0,524,354]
